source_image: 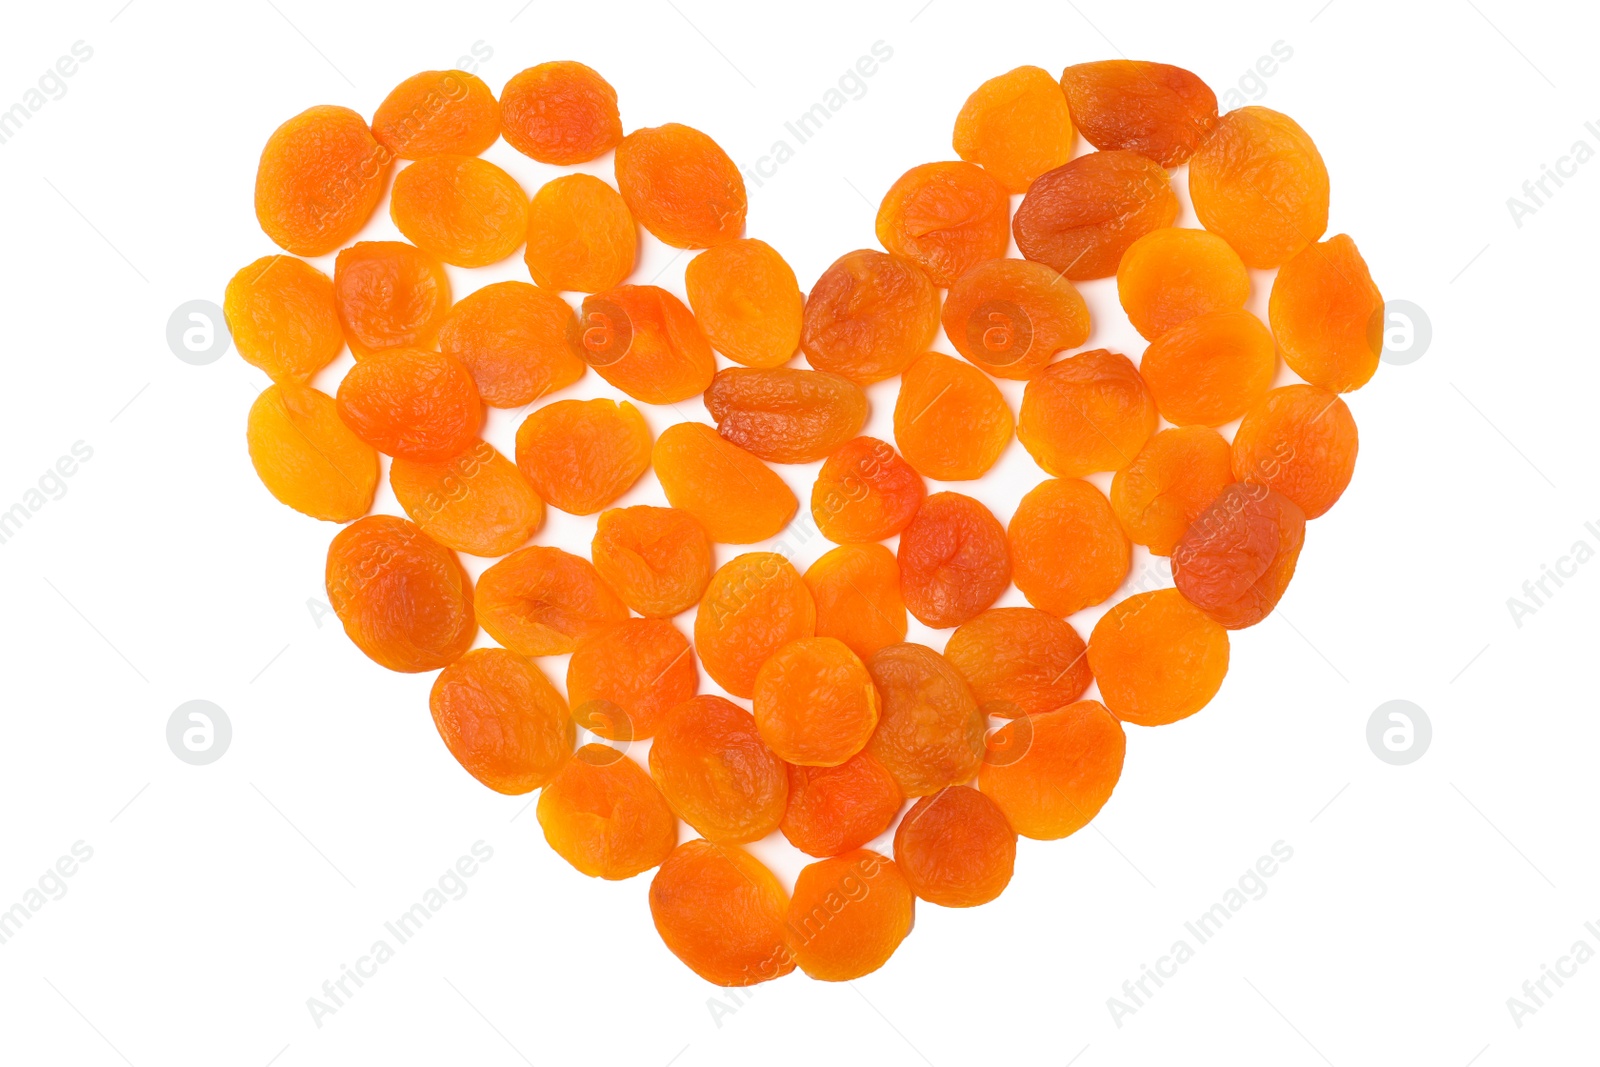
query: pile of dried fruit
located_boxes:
[229,57,1380,986]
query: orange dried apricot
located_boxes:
[568,618,698,741]
[437,280,585,408]
[1109,425,1234,555]
[1008,478,1129,617]
[944,607,1091,718]
[979,700,1125,839]
[704,367,867,464]
[372,70,499,159]
[390,155,528,268]
[893,785,1016,907]
[684,238,804,368]
[615,123,746,248]
[332,241,451,358]
[325,515,476,673]
[810,437,926,544]
[247,382,378,523]
[875,161,1011,286]
[694,553,816,698]
[1232,384,1358,520]
[1059,60,1218,166]
[1088,589,1229,727]
[800,250,941,384]
[649,695,789,843]
[754,637,881,767]
[335,347,481,462]
[500,60,622,164]
[1268,234,1384,392]
[653,423,798,544]
[897,492,1011,629]
[781,754,903,858]
[225,256,343,383]
[591,506,714,618]
[577,284,716,404]
[390,441,543,556]
[514,398,651,515]
[865,642,986,797]
[941,258,1090,380]
[952,65,1075,194]
[538,744,678,880]
[1171,482,1306,629]
[1139,308,1276,427]
[650,840,794,986]
[1017,349,1156,478]
[429,648,572,793]
[1117,227,1250,341]
[894,353,1014,480]
[786,850,913,981]
[524,174,637,293]
[255,105,389,257]
[1013,151,1178,280]
[1189,106,1329,268]
[803,544,908,660]
[474,545,629,656]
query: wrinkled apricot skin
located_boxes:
[1268,234,1384,392]
[615,123,747,249]
[942,258,1091,380]
[255,105,390,257]
[781,754,903,858]
[578,284,716,404]
[1089,589,1229,727]
[248,382,378,523]
[1008,478,1130,617]
[515,398,651,516]
[225,256,343,383]
[500,61,622,165]
[591,506,713,618]
[875,161,1011,287]
[524,174,637,293]
[1232,385,1358,520]
[650,841,795,987]
[1110,426,1234,556]
[475,545,629,656]
[437,281,585,408]
[894,786,1016,907]
[1059,60,1218,167]
[811,437,926,545]
[390,155,528,268]
[1139,309,1277,427]
[653,423,798,544]
[1189,106,1329,268]
[372,70,500,160]
[1017,349,1156,478]
[865,642,986,798]
[801,250,942,385]
[1171,483,1306,629]
[705,368,868,464]
[754,637,881,767]
[335,347,481,462]
[944,608,1091,718]
[953,65,1075,194]
[1014,151,1178,280]
[894,353,1014,480]
[325,516,476,673]
[786,850,914,981]
[390,441,543,556]
[332,241,452,358]
[804,545,908,660]
[568,618,698,741]
[694,553,816,698]
[1117,227,1250,341]
[538,744,678,880]
[650,695,789,844]
[684,238,804,368]
[979,700,1126,840]
[429,648,573,794]
[898,493,1011,629]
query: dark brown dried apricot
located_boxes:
[800,250,941,385]
[704,367,868,464]
[897,492,1011,629]
[1013,151,1178,280]
[875,161,1011,286]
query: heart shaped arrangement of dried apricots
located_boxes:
[229,57,1381,987]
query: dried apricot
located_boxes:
[437,280,585,408]
[500,60,622,164]
[1189,106,1328,268]
[1109,425,1233,555]
[649,695,789,843]
[615,123,746,248]
[225,256,343,383]
[1268,234,1384,392]
[704,367,867,464]
[780,754,903,858]
[1171,483,1306,629]
[591,506,713,618]
[1232,385,1358,520]
[538,744,678,880]
[952,65,1075,194]
[1013,151,1178,280]
[390,154,528,267]
[944,607,1091,718]
[1059,60,1218,166]
[979,700,1125,839]
[524,174,637,293]
[653,423,798,544]
[684,238,804,368]
[754,637,880,767]
[650,841,794,986]
[475,545,629,656]
[894,353,1014,480]
[372,69,499,159]
[810,437,926,544]
[332,241,451,358]
[335,347,481,462]
[1139,308,1276,427]
[875,161,1011,286]
[1088,589,1229,727]
[893,785,1015,907]
[865,642,986,797]
[577,284,716,403]
[941,258,1090,380]
[800,250,941,384]
[429,648,572,793]
[390,441,543,556]
[694,553,815,698]
[568,618,698,741]
[247,382,378,523]
[514,398,651,515]
[804,544,908,660]
[1008,478,1129,617]
[786,850,913,981]
[897,492,1011,628]
[255,105,389,257]
[1117,227,1250,340]
[325,515,475,673]
[1016,349,1156,478]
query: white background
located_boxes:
[1,0,1595,1063]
